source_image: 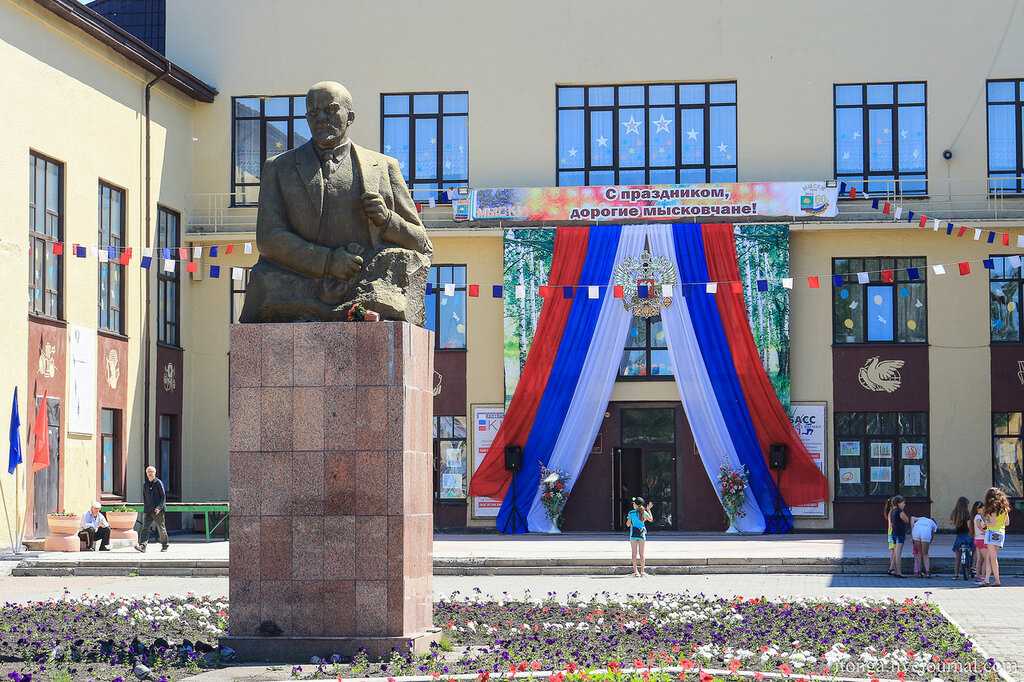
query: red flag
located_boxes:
[613,285,624,299]
[118,250,131,266]
[958,261,971,276]
[1003,233,1011,246]
[807,275,820,289]
[849,187,857,199]
[467,284,479,297]
[881,269,894,283]
[32,392,49,473]
[52,242,63,256]
[918,215,928,228]
[177,247,188,260]
[882,201,892,215]
[186,261,198,273]
[225,244,235,254]
[957,226,968,238]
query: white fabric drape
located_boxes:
[645,225,765,533]
[525,226,647,533]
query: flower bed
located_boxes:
[0,592,999,682]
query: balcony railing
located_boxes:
[186,178,1024,234]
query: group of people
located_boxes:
[885,487,1011,586]
[76,466,170,553]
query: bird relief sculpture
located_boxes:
[857,356,904,393]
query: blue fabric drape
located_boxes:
[497,225,622,533]
[672,224,792,533]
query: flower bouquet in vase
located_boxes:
[539,463,571,531]
[717,464,749,534]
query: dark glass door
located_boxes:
[615,407,677,530]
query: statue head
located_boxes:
[306,81,355,149]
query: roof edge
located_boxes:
[33,0,217,103]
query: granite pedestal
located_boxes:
[221,321,435,661]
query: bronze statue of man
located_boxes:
[239,81,433,324]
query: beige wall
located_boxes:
[0,0,195,544]
[168,0,1023,199]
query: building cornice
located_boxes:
[32,0,217,103]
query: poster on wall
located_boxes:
[788,402,827,517]
[67,326,97,435]
[471,405,505,519]
[472,181,839,222]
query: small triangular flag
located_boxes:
[730,281,743,294]
[588,285,599,299]
[75,245,87,258]
[613,285,624,299]
[661,284,673,298]
[443,283,455,297]
[958,226,968,238]
[210,265,221,278]
[882,201,892,215]
[933,219,940,231]
[906,210,915,223]
[958,261,971,276]
[467,284,479,297]
[781,278,793,290]
[161,248,171,260]
[515,284,525,298]
[1010,256,1022,269]
[1003,233,1011,246]
[856,272,869,284]
[210,245,219,257]
[163,259,176,273]
[425,283,434,295]
[98,249,109,263]
[907,267,920,281]
[946,223,955,235]
[186,261,198,273]
[894,207,903,220]
[225,244,235,254]
[756,280,768,292]
[932,264,946,275]
[231,267,244,281]
[178,247,189,260]
[492,285,503,298]
[833,275,845,287]
[974,229,982,241]
[881,269,894,283]
[918,215,927,228]
[807,275,820,289]
[141,256,153,269]
[118,250,130,266]
[984,259,995,270]
[243,242,253,254]
[871,199,879,210]
[987,231,996,244]
[52,242,63,256]
[705,282,718,294]
[193,246,203,259]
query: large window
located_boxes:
[834,412,929,499]
[989,255,1022,341]
[556,82,737,187]
[834,82,927,195]
[619,315,672,379]
[232,95,311,205]
[158,414,178,499]
[157,207,180,346]
[98,182,125,334]
[832,257,927,344]
[381,92,468,202]
[29,153,63,319]
[100,408,122,497]
[425,265,466,350]
[433,415,468,501]
[987,79,1024,194]
[992,413,1024,498]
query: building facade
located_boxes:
[3,0,1024,546]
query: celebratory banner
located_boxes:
[472,182,838,222]
[502,228,555,406]
[736,225,791,408]
[471,405,505,519]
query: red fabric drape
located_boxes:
[468,227,590,499]
[703,223,828,506]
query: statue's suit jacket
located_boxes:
[254,140,432,280]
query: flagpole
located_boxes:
[1,471,14,556]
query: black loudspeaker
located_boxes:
[504,445,523,472]
[769,443,788,470]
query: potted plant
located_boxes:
[44,511,82,552]
[538,464,571,531]
[105,504,139,543]
[717,465,749,534]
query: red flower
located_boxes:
[699,671,713,682]
[566,663,578,674]
[519,662,529,673]
[478,672,490,682]
[608,661,621,672]
[728,660,741,673]
[755,674,765,681]
[680,659,694,671]
[509,665,518,677]
[778,663,793,676]
[531,661,543,671]
[897,673,906,681]
[677,673,687,681]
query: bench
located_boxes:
[102,502,229,541]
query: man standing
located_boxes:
[79,501,110,551]
[135,465,169,552]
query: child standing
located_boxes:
[972,500,987,582]
[950,497,973,580]
[889,495,909,577]
[626,497,654,577]
[884,497,897,576]
[910,515,938,577]
[978,487,1011,587]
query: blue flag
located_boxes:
[8,387,22,474]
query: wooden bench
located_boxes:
[102,502,229,541]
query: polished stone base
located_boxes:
[221,629,440,663]
[224,321,434,660]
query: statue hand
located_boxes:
[362,192,390,228]
[327,247,363,280]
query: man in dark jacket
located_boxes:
[135,466,169,552]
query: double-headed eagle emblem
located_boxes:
[612,249,678,318]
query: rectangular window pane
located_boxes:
[590,110,613,166]
[898,441,927,498]
[649,108,675,167]
[836,435,865,497]
[414,118,438,179]
[443,93,468,114]
[234,98,260,117]
[680,108,704,165]
[867,84,894,104]
[437,439,467,499]
[994,437,1024,497]
[649,84,675,105]
[679,84,705,104]
[618,108,645,167]
[835,85,863,105]
[558,109,585,169]
[867,439,896,496]
[834,283,864,343]
[234,119,261,184]
[988,103,1017,172]
[618,85,644,106]
[438,290,465,349]
[383,118,410,177]
[709,82,736,103]
[558,87,584,107]
[897,106,926,172]
[835,108,864,173]
[987,81,1015,102]
[264,96,289,117]
[413,94,439,114]
[866,285,895,341]
[442,116,468,180]
[589,87,614,106]
[897,83,925,104]
[709,105,736,165]
[991,280,1021,341]
[896,282,926,342]
[383,94,409,114]
[619,350,648,377]
[868,109,894,172]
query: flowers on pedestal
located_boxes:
[717,464,748,534]
[539,464,571,529]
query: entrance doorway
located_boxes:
[31,397,60,538]
[614,407,676,530]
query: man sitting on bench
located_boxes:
[79,501,111,551]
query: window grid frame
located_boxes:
[991,412,1024,499]
[379,91,470,203]
[618,315,673,382]
[833,81,929,197]
[833,411,930,500]
[432,415,469,502]
[229,267,251,324]
[831,256,929,345]
[989,254,1023,343]
[28,152,64,320]
[156,206,181,347]
[426,264,468,351]
[230,95,309,207]
[99,407,123,498]
[555,81,738,187]
[98,180,126,335]
[158,413,180,500]
[986,78,1024,195]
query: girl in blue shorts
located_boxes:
[626,497,654,577]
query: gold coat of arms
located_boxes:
[612,249,678,318]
